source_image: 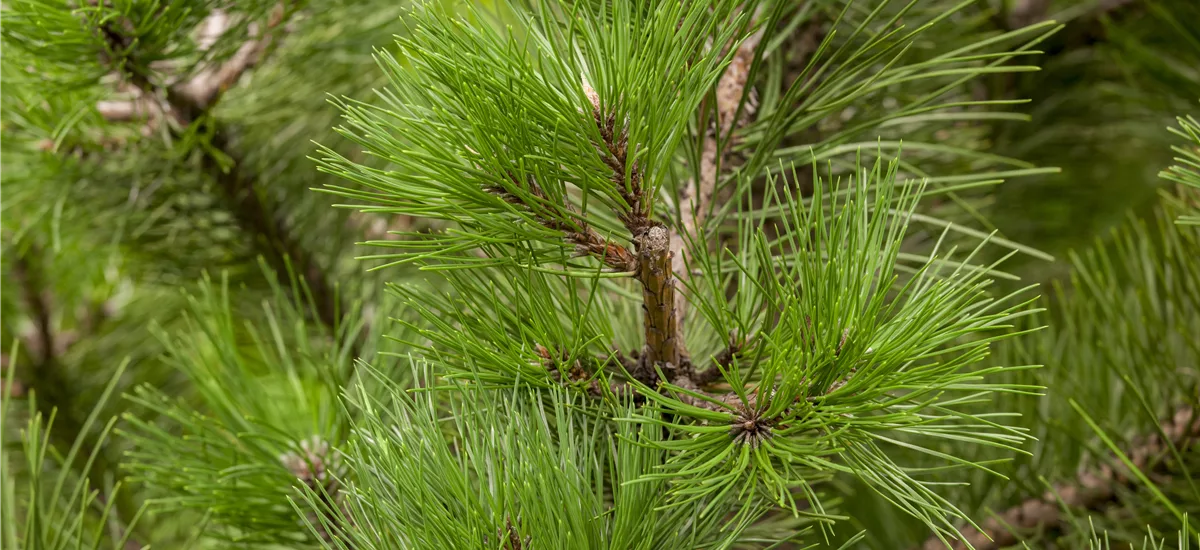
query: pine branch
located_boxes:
[95,6,286,126]
[587,97,652,238]
[674,14,827,392]
[676,16,764,262]
[636,225,684,378]
[93,7,359,353]
[314,10,1052,538]
[319,3,769,395]
[582,8,776,389]
[921,405,1200,550]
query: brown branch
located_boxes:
[675,22,765,261]
[568,13,829,398]
[636,225,684,379]
[582,84,696,384]
[921,405,1200,550]
[672,12,830,393]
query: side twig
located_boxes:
[487,174,638,273]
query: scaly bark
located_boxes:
[636,225,684,380]
[584,85,691,382]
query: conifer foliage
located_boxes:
[1,0,1198,549]
[1164,114,1200,224]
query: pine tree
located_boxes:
[1,0,1198,549]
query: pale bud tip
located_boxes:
[581,76,600,112]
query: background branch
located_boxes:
[94,5,360,355]
[8,245,142,547]
[921,405,1200,549]
[672,12,765,328]
[172,5,286,113]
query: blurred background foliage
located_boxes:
[985,0,1200,279]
